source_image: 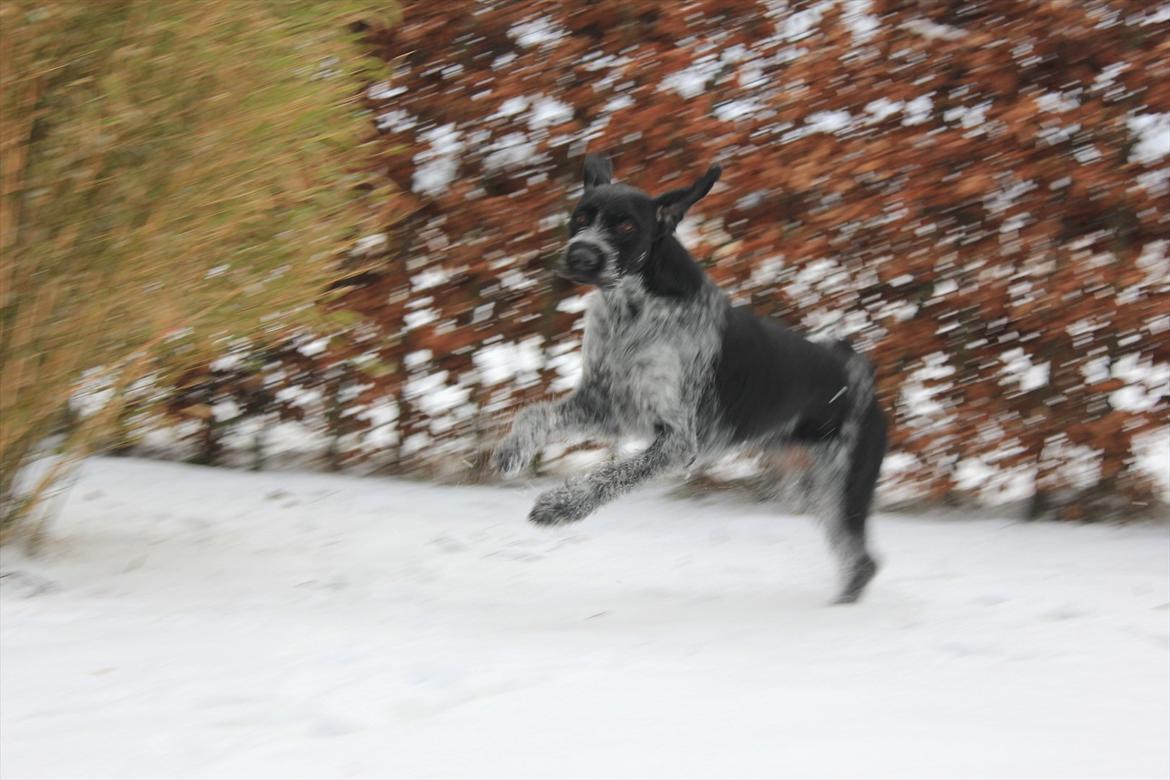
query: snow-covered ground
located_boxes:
[2,458,1168,780]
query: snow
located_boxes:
[403,349,433,370]
[779,4,831,42]
[410,268,449,291]
[661,59,720,99]
[403,371,469,418]
[528,96,573,130]
[353,233,387,254]
[210,399,241,422]
[412,124,463,196]
[902,93,934,125]
[296,337,330,358]
[495,96,528,118]
[209,353,242,372]
[508,17,565,49]
[2,458,1168,780]
[787,110,854,141]
[402,308,438,330]
[366,82,407,102]
[483,132,539,171]
[1129,113,1170,164]
[375,109,417,133]
[864,97,903,123]
[472,337,544,386]
[842,0,879,42]
[902,18,966,41]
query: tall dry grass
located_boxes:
[0,0,392,543]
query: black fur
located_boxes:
[642,234,706,299]
[583,153,614,190]
[709,306,853,446]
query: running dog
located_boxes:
[491,154,887,603]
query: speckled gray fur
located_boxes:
[805,350,880,603]
[493,274,725,524]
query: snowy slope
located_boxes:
[1,458,1168,780]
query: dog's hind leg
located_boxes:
[811,401,887,604]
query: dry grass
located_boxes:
[0,0,393,543]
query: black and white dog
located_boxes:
[491,154,887,603]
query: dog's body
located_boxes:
[492,155,887,603]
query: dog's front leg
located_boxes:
[529,426,695,526]
[491,386,609,477]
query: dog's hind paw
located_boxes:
[528,484,591,526]
[833,555,878,605]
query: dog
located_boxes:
[491,154,888,603]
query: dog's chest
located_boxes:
[581,286,716,431]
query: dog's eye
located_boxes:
[617,220,635,235]
[573,214,588,227]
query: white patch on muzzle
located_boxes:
[568,225,617,261]
[566,224,619,282]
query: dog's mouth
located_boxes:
[555,266,602,285]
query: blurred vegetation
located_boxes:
[351,2,1168,518]
[0,0,394,543]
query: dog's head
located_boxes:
[558,153,721,287]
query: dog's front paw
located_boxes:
[491,436,533,477]
[528,484,592,527]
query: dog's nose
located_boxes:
[566,245,603,277]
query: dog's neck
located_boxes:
[595,275,650,324]
[637,233,709,299]
[593,236,721,328]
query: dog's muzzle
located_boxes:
[559,243,605,284]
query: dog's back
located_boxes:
[709,305,857,448]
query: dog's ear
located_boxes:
[583,153,613,191]
[654,163,722,235]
